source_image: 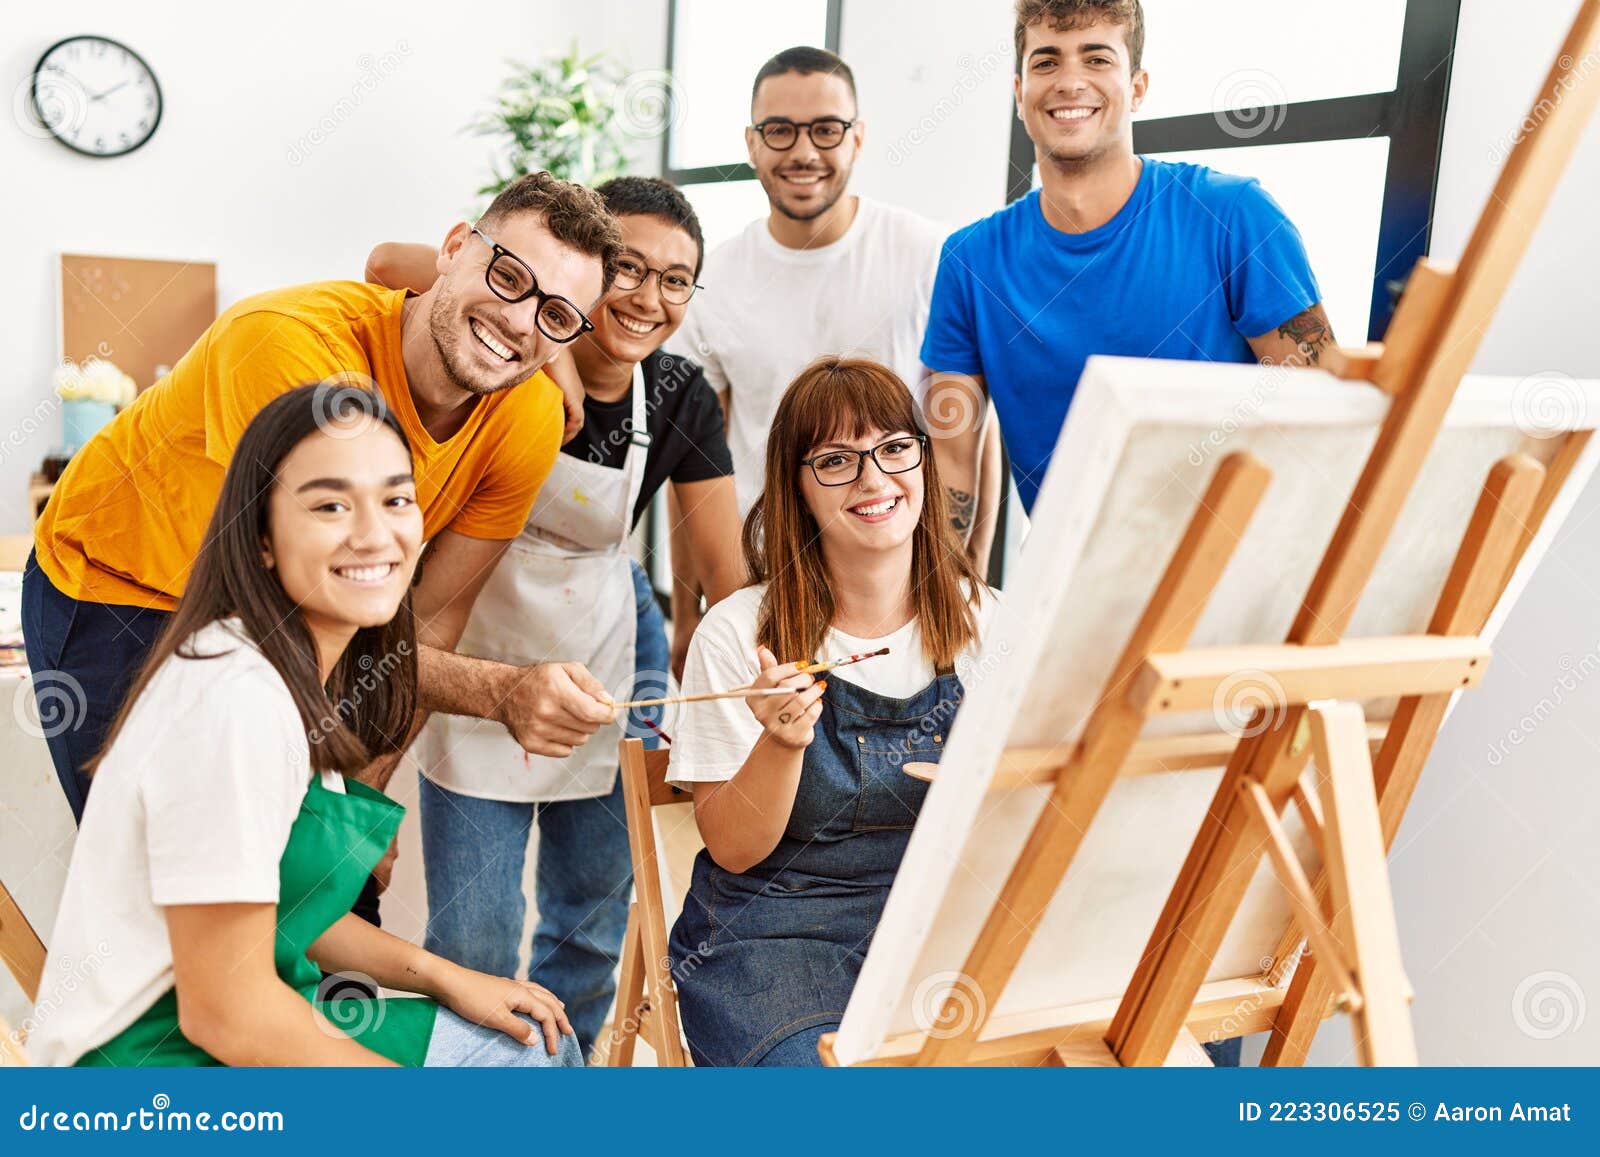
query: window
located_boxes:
[1008,0,1459,342]
[661,0,841,246]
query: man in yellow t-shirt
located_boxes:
[24,172,625,832]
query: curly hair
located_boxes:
[480,171,626,293]
[1014,0,1144,74]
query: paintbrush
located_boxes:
[613,649,891,711]
[796,646,891,675]
[609,687,796,711]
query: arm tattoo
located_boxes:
[1276,308,1334,366]
[947,487,976,534]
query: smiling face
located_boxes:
[262,419,423,661]
[426,213,606,395]
[800,427,926,560]
[1014,16,1147,167]
[578,213,699,367]
[747,70,862,222]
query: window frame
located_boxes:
[660,0,845,187]
[1004,0,1461,342]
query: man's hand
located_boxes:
[494,661,617,758]
[544,351,587,446]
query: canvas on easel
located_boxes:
[823,0,1600,1069]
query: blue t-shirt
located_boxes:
[921,158,1320,512]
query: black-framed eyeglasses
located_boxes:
[613,250,703,305]
[801,434,927,487]
[751,117,857,151]
[470,226,594,343]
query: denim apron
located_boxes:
[77,773,437,1066]
[669,665,963,1066]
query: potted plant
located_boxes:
[469,44,675,196]
[53,358,136,454]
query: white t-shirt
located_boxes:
[664,196,946,513]
[29,619,322,1066]
[667,584,997,787]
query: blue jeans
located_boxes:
[19,550,170,823]
[420,559,668,1058]
[422,1008,584,1067]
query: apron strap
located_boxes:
[620,361,652,537]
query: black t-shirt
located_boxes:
[559,349,734,528]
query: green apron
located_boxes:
[78,773,438,1066]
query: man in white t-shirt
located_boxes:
[667,46,944,515]
[665,46,1002,656]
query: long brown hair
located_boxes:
[88,384,419,777]
[742,357,983,668]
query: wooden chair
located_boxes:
[0,875,46,1066]
[605,737,697,1067]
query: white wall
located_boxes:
[0,1,617,534]
[1299,0,1600,1065]
[4,0,1599,1064]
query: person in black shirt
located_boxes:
[366,178,741,1056]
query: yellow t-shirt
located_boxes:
[35,280,562,609]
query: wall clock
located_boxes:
[31,35,163,158]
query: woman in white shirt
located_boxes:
[31,383,578,1067]
[666,356,994,1066]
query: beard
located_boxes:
[428,285,517,397]
[760,165,849,223]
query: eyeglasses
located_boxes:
[470,226,594,343]
[613,251,702,305]
[801,434,927,486]
[750,117,857,151]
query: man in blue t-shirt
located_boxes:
[924,0,1333,565]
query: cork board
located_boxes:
[59,254,216,392]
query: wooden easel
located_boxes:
[822,1,1600,1068]
[606,738,693,1067]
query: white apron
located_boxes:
[418,366,651,802]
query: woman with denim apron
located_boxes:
[30,386,578,1067]
[376,178,743,1056]
[666,358,994,1066]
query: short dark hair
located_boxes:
[594,176,706,279]
[1014,0,1145,74]
[750,45,857,112]
[480,170,625,293]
